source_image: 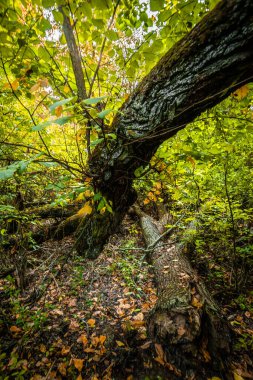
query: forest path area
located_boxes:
[0,217,253,380]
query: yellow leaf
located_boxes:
[77,334,88,346]
[191,296,203,308]
[116,340,125,347]
[39,344,46,353]
[55,105,63,117]
[61,346,71,356]
[73,358,84,372]
[233,373,244,380]
[76,193,85,202]
[10,325,22,333]
[233,85,249,100]
[84,189,93,197]
[99,335,106,344]
[58,362,67,376]
[63,85,70,94]
[77,202,93,217]
[143,198,150,205]
[11,79,19,91]
[87,318,96,327]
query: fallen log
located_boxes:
[134,206,231,378]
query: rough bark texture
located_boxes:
[75,0,253,258]
[136,209,231,377]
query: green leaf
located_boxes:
[49,97,74,113]
[97,109,113,119]
[0,167,16,180]
[52,10,64,24]
[83,96,107,105]
[90,137,104,146]
[32,116,72,131]
[150,0,164,11]
[42,0,55,7]
[32,120,52,131]
[106,30,118,41]
[92,0,109,10]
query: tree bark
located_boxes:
[135,207,231,378]
[75,0,253,258]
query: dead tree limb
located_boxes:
[134,206,231,378]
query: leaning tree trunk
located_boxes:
[135,207,231,378]
[75,0,253,258]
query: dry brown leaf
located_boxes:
[10,325,22,333]
[92,354,101,362]
[61,346,71,356]
[177,326,186,337]
[69,320,80,330]
[68,298,77,307]
[139,341,152,350]
[84,347,95,353]
[155,343,164,359]
[58,362,67,376]
[131,320,145,328]
[73,358,84,372]
[52,309,64,316]
[39,344,46,353]
[154,356,165,366]
[133,312,144,321]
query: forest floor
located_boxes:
[0,216,253,380]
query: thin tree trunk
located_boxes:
[135,206,231,378]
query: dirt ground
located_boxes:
[0,217,253,379]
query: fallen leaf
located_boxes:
[155,343,164,359]
[92,354,101,362]
[99,335,106,344]
[139,341,152,350]
[76,374,83,380]
[84,347,95,353]
[58,362,67,376]
[133,312,144,321]
[39,344,46,353]
[10,325,22,333]
[191,296,203,308]
[154,356,165,366]
[177,326,186,337]
[77,334,88,346]
[73,358,84,372]
[233,372,244,380]
[87,319,96,328]
[69,320,80,330]
[116,340,125,347]
[61,346,71,356]
[68,298,77,307]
